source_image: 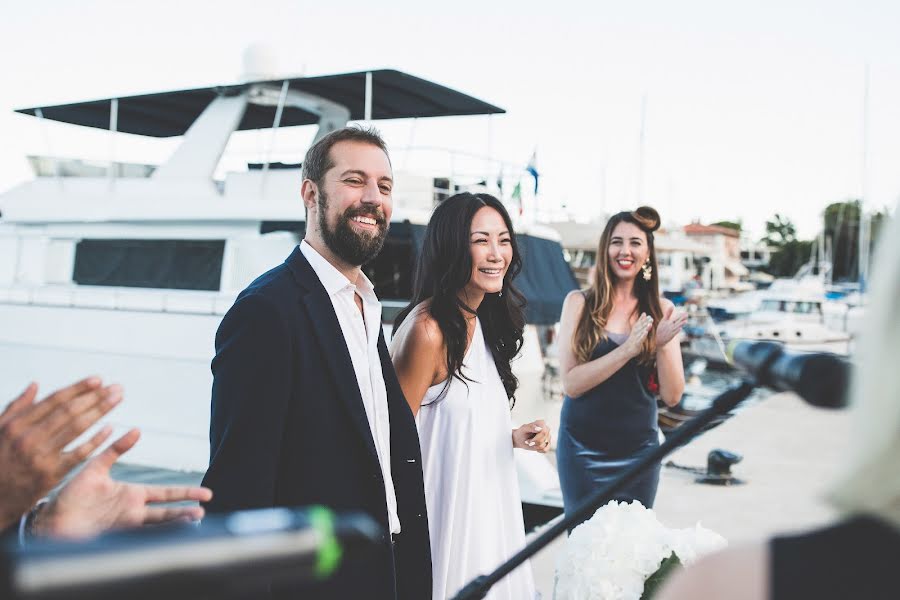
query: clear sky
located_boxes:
[1,0,898,239]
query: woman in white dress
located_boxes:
[390,192,551,600]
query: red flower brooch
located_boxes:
[647,371,660,395]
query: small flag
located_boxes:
[511,181,523,216]
[525,150,539,195]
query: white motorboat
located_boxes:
[0,67,577,485]
[683,274,854,365]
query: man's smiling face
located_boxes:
[314,140,394,266]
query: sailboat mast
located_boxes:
[635,93,647,205]
[858,64,871,295]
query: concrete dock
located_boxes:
[528,391,853,598]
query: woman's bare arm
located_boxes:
[389,314,445,416]
[558,291,652,398]
[655,299,686,407]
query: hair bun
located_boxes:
[632,206,661,232]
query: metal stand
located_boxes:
[451,379,757,600]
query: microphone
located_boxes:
[726,340,850,409]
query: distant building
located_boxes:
[655,230,709,296]
[683,223,748,290]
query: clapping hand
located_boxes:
[655,305,688,347]
[512,419,552,453]
[0,378,122,529]
[34,429,212,539]
[622,313,654,358]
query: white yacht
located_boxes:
[687,276,853,364]
[0,68,577,489]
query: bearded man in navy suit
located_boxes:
[202,126,431,599]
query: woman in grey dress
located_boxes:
[555,206,686,526]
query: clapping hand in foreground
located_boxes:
[33,429,212,539]
[0,378,122,529]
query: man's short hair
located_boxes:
[301,126,390,189]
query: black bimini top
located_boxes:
[15,70,505,137]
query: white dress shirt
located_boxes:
[300,241,400,534]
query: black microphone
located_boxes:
[726,340,851,409]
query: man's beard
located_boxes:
[317,190,388,266]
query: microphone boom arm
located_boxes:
[451,379,758,600]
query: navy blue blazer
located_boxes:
[201,246,431,600]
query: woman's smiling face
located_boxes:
[463,206,513,297]
[607,221,649,282]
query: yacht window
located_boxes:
[261,221,305,235]
[73,239,225,291]
[796,302,813,314]
[760,299,781,311]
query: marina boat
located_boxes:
[0,68,577,483]
[687,273,855,365]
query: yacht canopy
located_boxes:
[15,70,505,137]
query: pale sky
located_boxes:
[2,0,898,239]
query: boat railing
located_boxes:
[0,284,239,316]
[27,156,157,179]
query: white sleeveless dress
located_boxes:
[416,318,536,599]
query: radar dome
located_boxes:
[241,44,280,82]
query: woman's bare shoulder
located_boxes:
[565,289,587,307]
[394,303,444,354]
[562,289,587,318]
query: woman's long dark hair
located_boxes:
[394,193,526,403]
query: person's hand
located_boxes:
[33,429,213,539]
[622,313,654,358]
[0,378,122,529]
[512,419,552,453]
[655,305,688,348]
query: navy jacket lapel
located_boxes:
[285,247,380,465]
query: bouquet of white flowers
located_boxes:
[554,501,727,600]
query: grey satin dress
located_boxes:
[556,331,661,527]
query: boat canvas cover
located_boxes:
[15,70,505,137]
[515,234,579,325]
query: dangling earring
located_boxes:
[498,289,503,298]
[642,260,652,281]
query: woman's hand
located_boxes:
[512,419,551,453]
[622,313,654,358]
[655,305,688,348]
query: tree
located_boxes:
[762,214,796,246]
[767,240,813,277]
[711,220,741,232]
[823,200,888,282]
